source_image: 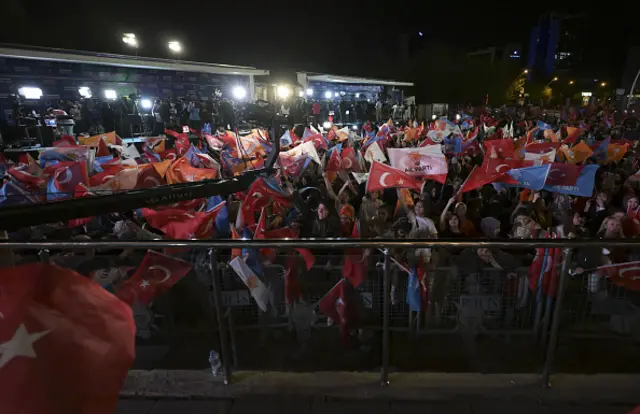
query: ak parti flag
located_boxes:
[564,127,583,145]
[606,143,628,164]
[229,256,270,312]
[116,250,193,306]
[78,131,117,146]
[0,262,135,414]
[366,161,423,193]
[560,142,593,164]
[166,156,218,184]
[387,147,448,184]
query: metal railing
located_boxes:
[2,238,639,387]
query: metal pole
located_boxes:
[209,248,232,384]
[380,251,390,387]
[625,68,640,112]
[542,248,572,387]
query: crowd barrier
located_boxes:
[2,239,639,386]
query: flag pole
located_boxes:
[456,165,477,199]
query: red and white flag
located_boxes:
[0,262,135,414]
[597,261,640,292]
[387,147,447,184]
[318,279,357,345]
[459,158,531,193]
[140,207,222,239]
[366,161,423,193]
[116,250,193,306]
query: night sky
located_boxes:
[1,0,637,81]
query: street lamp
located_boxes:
[168,41,182,54]
[523,69,529,74]
[277,85,291,99]
[600,82,607,87]
[569,80,574,85]
[545,77,559,87]
[122,33,138,48]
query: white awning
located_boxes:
[303,72,413,87]
[0,46,269,77]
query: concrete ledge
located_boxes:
[121,371,640,404]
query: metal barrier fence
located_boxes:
[1,239,639,386]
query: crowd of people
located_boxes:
[2,102,640,334]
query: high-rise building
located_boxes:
[527,13,586,77]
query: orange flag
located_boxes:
[79,131,117,146]
[606,144,628,164]
[560,142,593,164]
[166,157,218,184]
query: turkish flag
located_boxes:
[524,142,561,154]
[158,148,178,161]
[483,139,514,159]
[135,165,166,189]
[140,207,222,239]
[262,226,315,270]
[240,178,292,226]
[366,161,423,193]
[544,163,582,187]
[116,250,193,306]
[341,147,361,172]
[342,221,367,288]
[45,161,89,201]
[597,261,640,292]
[0,262,135,414]
[89,165,125,187]
[278,153,310,178]
[303,133,328,150]
[319,279,357,345]
[7,168,46,190]
[326,146,342,171]
[461,158,533,192]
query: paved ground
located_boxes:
[117,371,639,413]
[116,399,635,414]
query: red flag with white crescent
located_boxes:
[597,261,640,292]
[366,161,423,193]
[116,250,193,305]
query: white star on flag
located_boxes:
[0,324,51,369]
[397,179,404,185]
[140,279,151,290]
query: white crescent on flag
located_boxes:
[379,172,391,187]
[56,167,73,184]
[495,164,510,173]
[148,265,172,284]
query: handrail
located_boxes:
[0,238,638,250]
